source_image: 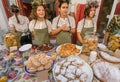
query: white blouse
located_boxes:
[29,19,52,33]
[51,15,75,30]
[77,18,97,33]
[9,14,29,32]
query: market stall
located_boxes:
[0,38,120,82]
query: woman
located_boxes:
[77,1,98,45]
[104,15,120,45]
[8,4,31,45]
[29,2,52,45]
[51,0,75,45]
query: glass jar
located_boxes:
[4,30,20,49]
[82,32,98,54]
[108,32,120,51]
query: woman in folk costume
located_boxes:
[51,0,75,45]
[104,15,120,47]
[29,1,52,45]
[77,1,99,45]
[8,4,29,39]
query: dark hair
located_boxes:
[10,4,20,23]
[29,4,47,20]
[84,1,99,17]
[10,4,19,13]
[58,0,69,8]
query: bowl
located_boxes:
[19,44,32,52]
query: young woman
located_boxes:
[8,4,31,45]
[29,3,52,45]
[104,15,120,45]
[51,0,75,45]
[77,1,98,45]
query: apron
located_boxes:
[77,19,94,45]
[34,20,50,46]
[56,16,71,45]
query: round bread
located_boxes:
[93,62,120,82]
[100,51,120,63]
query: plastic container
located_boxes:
[82,32,98,54]
[108,32,120,51]
[4,31,20,49]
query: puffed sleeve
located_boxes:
[46,20,52,33]
[51,17,59,30]
[8,17,14,28]
[70,16,75,28]
[93,20,97,33]
[29,20,35,32]
[77,19,84,32]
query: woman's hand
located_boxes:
[61,24,70,31]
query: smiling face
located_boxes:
[89,7,96,18]
[36,6,45,19]
[59,2,68,17]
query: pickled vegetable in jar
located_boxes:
[4,30,20,49]
[82,32,98,54]
[108,32,120,51]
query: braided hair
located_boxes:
[10,4,20,24]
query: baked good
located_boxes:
[100,51,120,63]
[37,43,54,52]
[93,62,120,82]
[53,56,93,82]
[114,49,120,58]
[24,53,56,73]
[57,43,80,57]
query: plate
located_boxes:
[53,55,93,82]
[98,43,107,50]
[37,43,55,53]
[93,62,120,82]
[56,43,82,57]
[24,66,37,76]
[19,44,32,52]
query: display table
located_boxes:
[0,43,120,82]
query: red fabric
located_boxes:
[2,0,10,19]
[75,4,86,26]
[55,0,59,16]
[73,4,86,44]
[114,2,120,14]
[17,0,25,16]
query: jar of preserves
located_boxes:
[82,32,98,54]
[4,28,20,49]
[108,32,120,51]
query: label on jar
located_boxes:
[10,46,17,52]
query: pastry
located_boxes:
[100,51,120,63]
[53,56,93,82]
[93,62,120,82]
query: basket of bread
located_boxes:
[56,43,82,57]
